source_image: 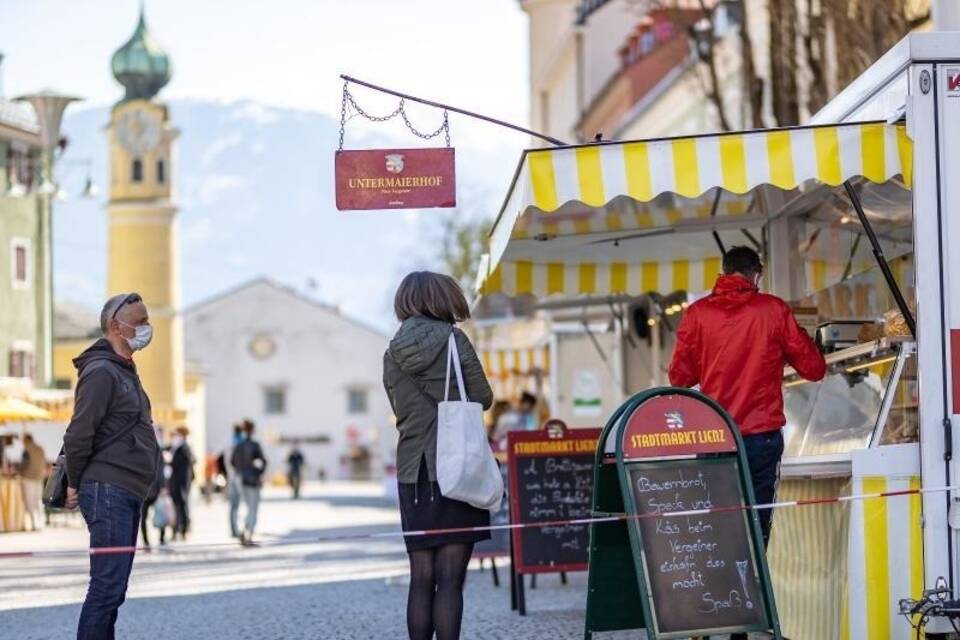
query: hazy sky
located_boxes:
[1,0,532,326]
[1,0,529,133]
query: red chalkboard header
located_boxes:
[621,394,737,459]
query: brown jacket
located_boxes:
[21,440,46,481]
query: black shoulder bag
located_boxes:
[43,381,145,509]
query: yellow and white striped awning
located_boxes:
[479,345,550,401]
[511,196,754,240]
[481,122,912,300]
[481,345,550,379]
[483,258,723,298]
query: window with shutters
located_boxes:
[8,349,34,379]
[10,238,30,289]
[347,388,368,415]
[264,386,287,415]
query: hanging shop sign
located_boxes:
[583,388,781,640]
[335,80,456,211]
[335,147,456,210]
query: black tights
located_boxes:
[407,543,473,640]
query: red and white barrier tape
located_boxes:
[2,484,954,560]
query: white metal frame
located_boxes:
[808,33,960,600]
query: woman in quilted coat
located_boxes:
[383,271,494,640]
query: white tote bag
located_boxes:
[435,332,504,511]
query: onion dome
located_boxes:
[111,6,171,102]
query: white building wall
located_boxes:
[184,280,393,483]
[524,0,580,142]
[581,1,641,109]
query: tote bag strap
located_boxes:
[444,331,470,403]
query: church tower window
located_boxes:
[157,158,166,184]
[131,158,143,183]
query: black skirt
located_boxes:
[398,460,490,552]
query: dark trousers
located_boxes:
[170,484,190,537]
[288,471,302,499]
[77,481,142,640]
[741,429,784,546]
[140,496,155,546]
[140,497,167,546]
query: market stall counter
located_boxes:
[0,475,26,532]
[769,335,918,638]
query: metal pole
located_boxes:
[39,148,54,386]
[842,180,916,337]
[339,75,567,147]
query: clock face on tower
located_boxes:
[116,109,162,156]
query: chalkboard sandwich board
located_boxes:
[584,387,782,640]
[507,426,601,575]
[473,451,510,560]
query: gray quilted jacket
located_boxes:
[383,316,493,483]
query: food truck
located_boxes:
[476,32,960,638]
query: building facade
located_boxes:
[184,279,394,483]
[105,9,187,426]
[0,88,45,386]
[523,0,747,144]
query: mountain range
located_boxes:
[53,99,522,331]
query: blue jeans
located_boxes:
[228,476,241,537]
[741,430,785,546]
[77,481,143,640]
[241,484,261,535]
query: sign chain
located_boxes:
[339,80,451,149]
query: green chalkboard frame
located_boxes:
[584,400,643,638]
[583,387,782,640]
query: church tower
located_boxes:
[106,7,185,426]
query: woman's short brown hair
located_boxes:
[394,271,470,323]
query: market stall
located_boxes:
[475,77,931,636]
[479,30,960,636]
[0,396,52,533]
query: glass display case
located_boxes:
[780,338,916,477]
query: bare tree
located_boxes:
[769,0,801,126]
[625,0,930,129]
[436,212,492,299]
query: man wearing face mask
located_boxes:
[668,246,826,555]
[63,292,160,640]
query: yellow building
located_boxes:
[54,7,205,464]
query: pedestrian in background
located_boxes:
[287,446,305,499]
[140,426,167,549]
[230,419,266,546]
[517,391,539,430]
[226,423,243,538]
[20,433,46,531]
[169,425,195,540]
[383,271,494,640]
[63,292,159,640]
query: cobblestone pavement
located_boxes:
[0,483,611,639]
[1,483,762,639]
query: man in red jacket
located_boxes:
[668,246,826,546]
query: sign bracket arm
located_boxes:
[339,75,567,147]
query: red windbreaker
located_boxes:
[667,274,827,436]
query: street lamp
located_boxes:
[14,90,82,388]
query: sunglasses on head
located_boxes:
[111,293,143,320]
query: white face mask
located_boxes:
[119,321,153,351]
